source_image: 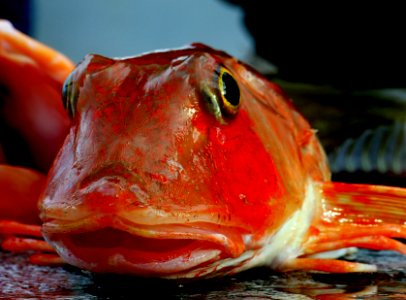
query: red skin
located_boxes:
[33,44,331,274]
[41,48,324,230]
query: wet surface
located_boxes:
[2,250,406,299]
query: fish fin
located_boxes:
[29,253,64,265]
[0,220,63,265]
[317,182,406,226]
[281,258,376,273]
[0,220,42,237]
[2,236,63,265]
[0,19,74,83]
[2,236,54,252]
[305,235,406,256]
[0,166,63,265]
[302,182,406,267]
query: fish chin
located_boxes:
[43,223,244,277]
[109,248,222,275]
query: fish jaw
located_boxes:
[40,173,250,277]
[41,180,318,279]
[41,213,248,277]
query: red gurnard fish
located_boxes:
[1,20,406,279]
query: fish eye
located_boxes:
[217,67,240,116]
[61,71,78,118]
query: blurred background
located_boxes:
[1,0,405,186]
[2,0,253,63]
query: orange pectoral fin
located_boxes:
[0,20,73,171]
[0,220,63,265]
[0,165,64,265]
[301,182,406,271]
[320,182,406,226]
[282,258,377,273]
[0,19,74,83]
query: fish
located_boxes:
[1,20,406,279]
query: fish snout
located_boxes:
[42,165,250,277]
[79,169,149,214]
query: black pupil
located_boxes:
[61,80,70,109]
[221,72,240,106]
[61,72,77,117]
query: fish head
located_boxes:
[40,43,329,277]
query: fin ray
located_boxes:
[302,182,406,264]
[320,182,406,225]
[281,258,377,273]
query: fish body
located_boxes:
[1,20,406,279]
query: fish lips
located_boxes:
[42,215,247,276]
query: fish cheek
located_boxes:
[193,109,285,233]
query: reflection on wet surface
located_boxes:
[2,249,406,299]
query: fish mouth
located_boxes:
[42,217,246,276]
